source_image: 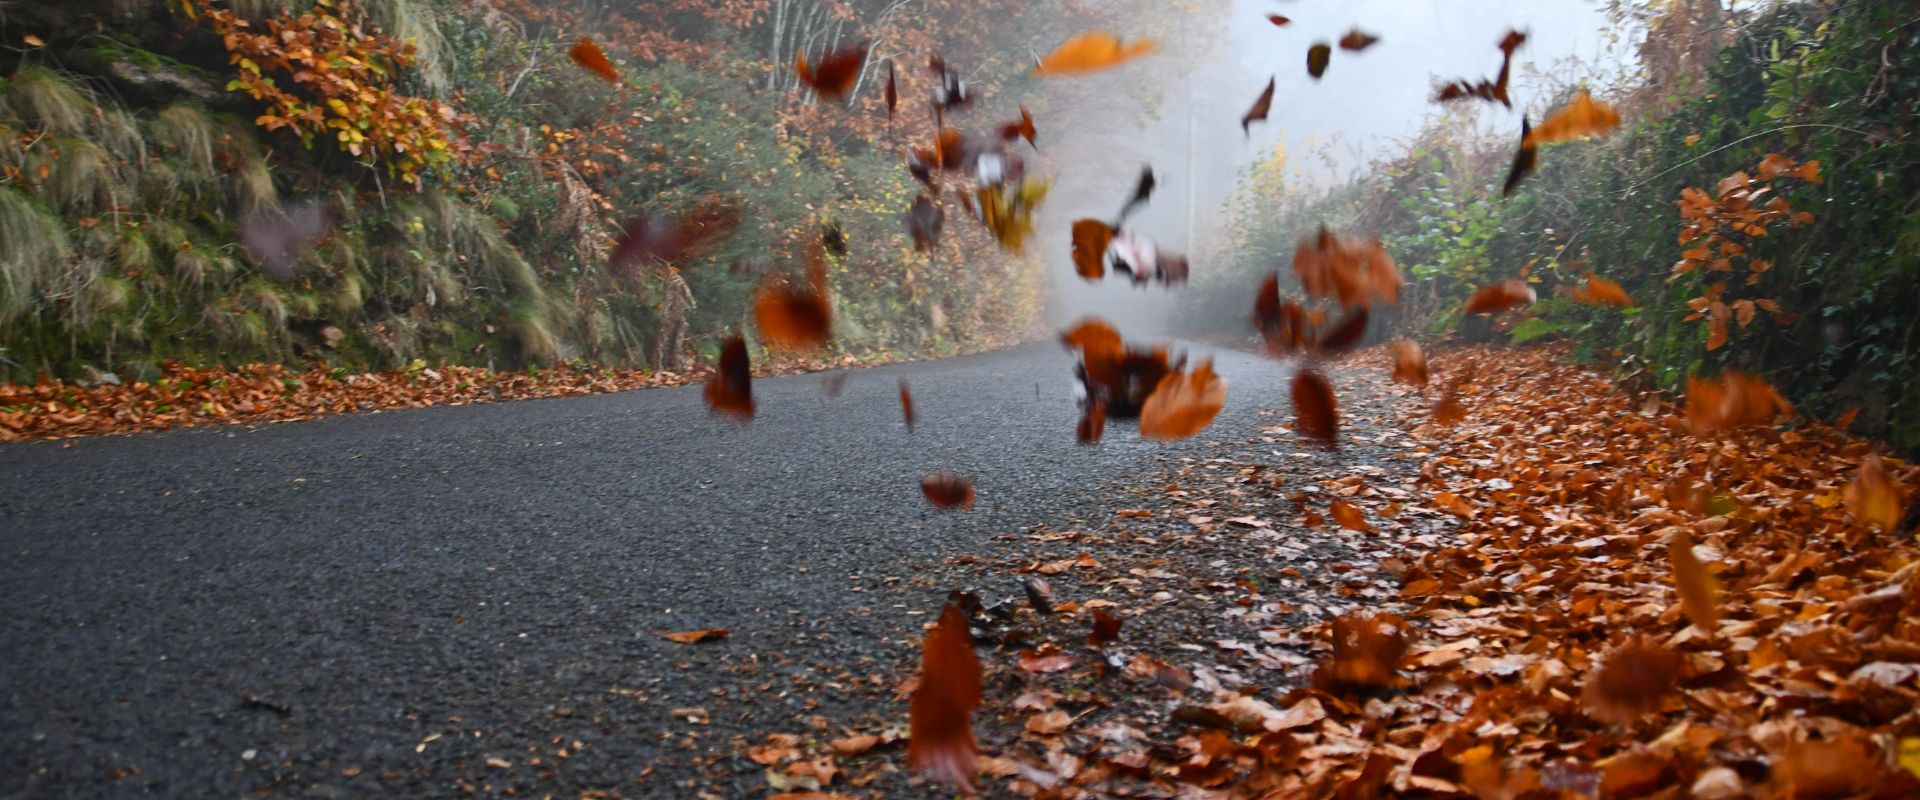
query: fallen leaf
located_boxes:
[906,196,945,252]
[1582,639,1680,725]
[1844,454,1904,530]
[908,603,980,792]
[1389,340,1428,387]
[1019,645,1074,673]
[1502,117,1538,196]
[1267,14,1290,26]
[1077,399,1106,445]
[661,628,729,644]
[1685,371,1791,434]
[1026,710,1071,736]
[1570,275,1634,307]
[1024,576,1055,615]
[755,261,833,350]
[1330,499,1369,532]
[831,734,881,756]
[1313,613,1407,692]
[1070,219,1115,280]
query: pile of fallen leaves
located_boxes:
[0,346,978,441]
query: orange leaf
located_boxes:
[1018,644,1074,673]
[1077,399,1107,445]
[661,628,729,644]
[909,603,981,792]
[1844,454,1904,530]
[795,41,869,100]
[702,336,754,421]
[1035,31,1155,75]
[921,474,974,510]
[1570,275,1633,307]
[1330,499,1369,532]
[1241,77,1275,136]
[754,263,833,350]
[1685,371,1792,435]
[1070,219,1113,280]
[568,37,620,84]
[1463,279,1536,315]
[1668,529,1720,634]
[1291,369,1338,447]
[1389,340,1428,387]
[1140,359,1227,440]
[1582,639,1680,725]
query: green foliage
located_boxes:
[1190,0,1920,451]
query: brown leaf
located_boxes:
[1089,609,1124,648]
[1844,453,1904,531]
[1668,528,1720,634]
[1070,219,1114,281]
[1025,710,1071,736]
[1771,734,1891,797]
[1313,306,1370,355]
[1267,14,1290,26]
[1035,31,1155,75]
[661,628,729,644]
[1140,360,1227,441]
[1292,227,1402,309]
[1685,371,1791,434]
[754,262,833,350]
[702,337,754,420]
[1463,279,1536,315]
[1582,639,1680,725]
[831,734,881,756]
[921,474,974,510]
[906,196,944,252]
[898,379,916,432]
[1019,645,1074,673]
[1024,576,1055,615]
[884,59,897,120]
[996,106,1037,147]
[1337,29,1380,52]
[908,603,981,792]
[609,210,737,276]
[1502,117,1538,196]
[1291,369,1339,446]
[1242,77,1275,135]
[1306,42,1331,79]
[568,37,620,84]
[795,42,870,100]
[1077,399,1106,445]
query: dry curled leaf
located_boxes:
[908,603,981,792]
[1503,117,1538,196]
[1071,219,1115,281]
[921,474,974,510]
[1685,371,1791,435]
[1582,639,1681,725]
[1140,360,1227,441]
[899,379,916,432]
[1337,29,1380,52]
[1330,499,1369,532]
[754,260,833,350]
[1292,227,1402,309]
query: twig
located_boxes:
[1616,123,1872,198]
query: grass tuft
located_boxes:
[0,186,76,321]
[6,67,93,138]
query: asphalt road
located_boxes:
[0,342,1303,798]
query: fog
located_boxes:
[1035,0,1630,336]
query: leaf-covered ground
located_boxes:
[740,343,1919,798]
[0,342,1014,442]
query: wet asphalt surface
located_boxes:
[0,342,1325,799]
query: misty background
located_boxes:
[1035,0,1631,334]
